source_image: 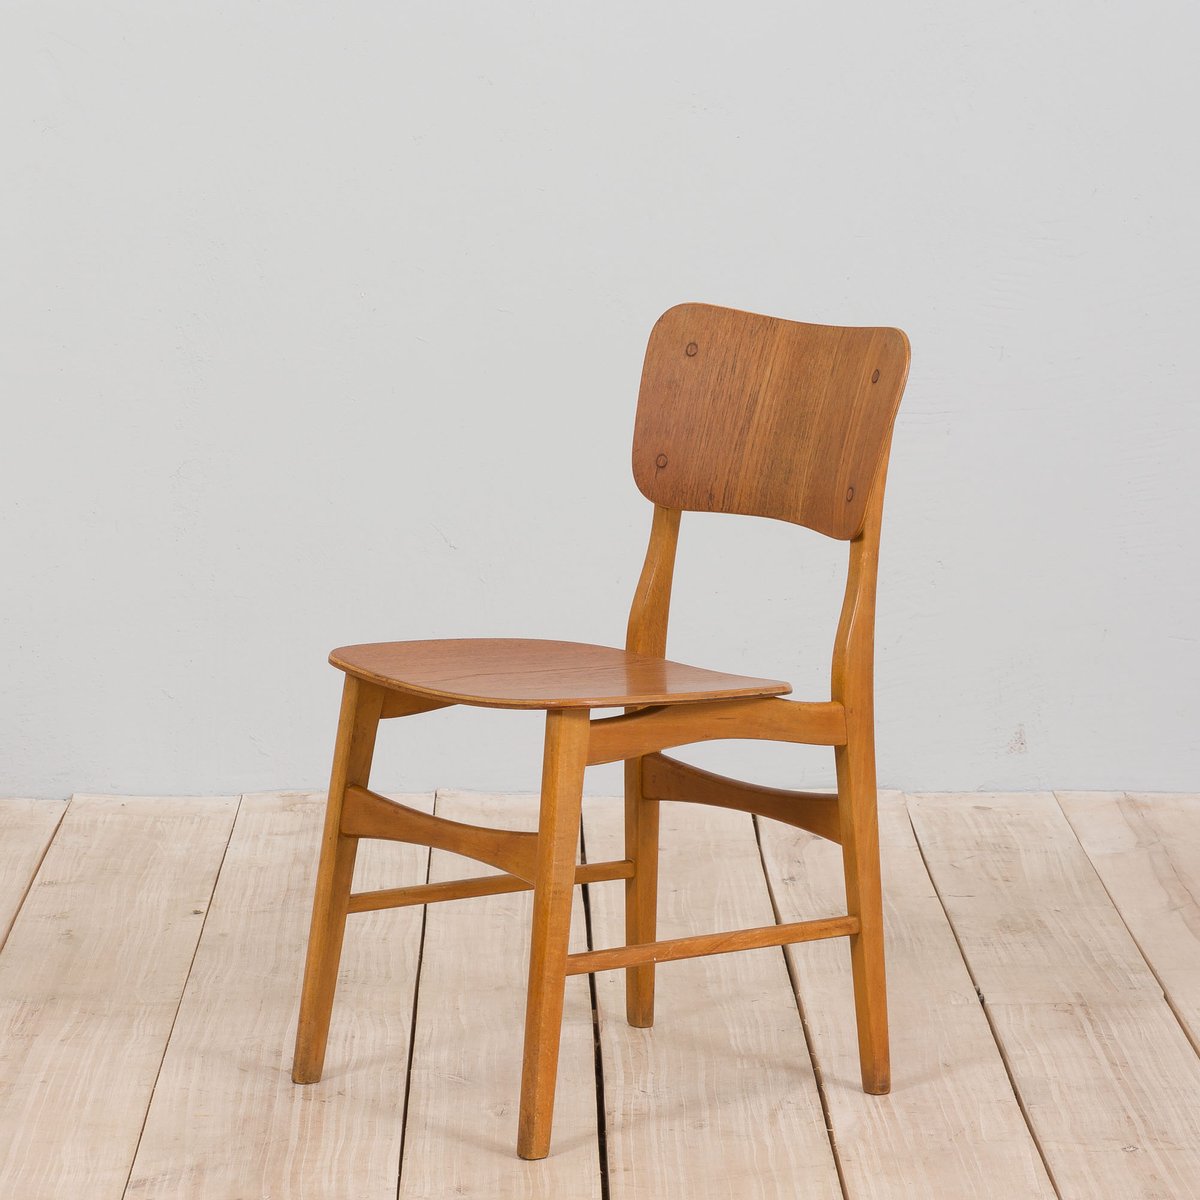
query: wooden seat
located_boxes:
[292,302,911,1160]
[330,638,791,709]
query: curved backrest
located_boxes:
[632,303,910,540]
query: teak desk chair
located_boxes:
[292,302,910,1159]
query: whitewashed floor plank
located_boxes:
[125,790,433,1200]
[759,791,1055,1199]
[584,795,843,1200]
[1058,791,1200,1054]
[0,794,238,1200]
[0,797,67,950]
[909,792,1200,1200]
[398,791,601,1200]
[11,787,1200,1199]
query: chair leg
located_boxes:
[517,707,590,1160]
[835,727,890,1095]
[623,755,659,1027]
[293,675,384,1084]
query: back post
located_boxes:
[831,442,892,1092]
[623,504,681,1025]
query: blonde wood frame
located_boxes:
[292,468,893,1155]
[346,858,634,914]
[566,914,859,975]
[586,696,846,765]
[293,309,903,1159]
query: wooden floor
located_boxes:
[2,790,1200,1199]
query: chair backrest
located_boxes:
[632,303,910,540]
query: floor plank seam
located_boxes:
[395,794,436,1200]
[120,793,244,1200]
[0,798,71,954]
[16,789,1186,1197]
[577,816,612,1200]
[1054,790,1200,1062]
[903,798,1066,1200]
[751,813,851,1200]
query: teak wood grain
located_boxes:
[633,303,909,539]
[292,302,910,1159]
[330,638,789,710]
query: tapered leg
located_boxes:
[293,675,384,1084]
[835,726,890,1094]
[623,755,659,1027]
[517,707,590,1160]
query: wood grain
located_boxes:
[0,794,238,1200]
[566,914,856,975]
[909,793,1156,1005]
[632,303,910,539]
[342,784,538,880]
[517,708,591,1159]
[583,796,843,1200]
[621,504,679,1027]
[1058,791,1200,1051]
[399,791,600,1197]
[126,791,433,1200]
[379,690,452,719]
[10,789,1200,1196]
[311,301,908,1159]
[330,638,789,710]
[0,797,67,950]
[909,792,1200,1199]
[760,792,1056,1199]
[585,696,845,765]
[347,858,633,914]
[832,452,892,1094]
[293,674,384,1083]
[642,754,842,842]
[624,503,680,658]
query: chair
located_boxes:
[292,302,911,1159]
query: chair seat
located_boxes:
[329,638,791,710]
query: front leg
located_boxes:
[293,675,384,1083]
[517,707,590,1160]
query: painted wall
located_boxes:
[4,3,1197,798]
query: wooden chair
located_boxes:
[292,302,911,1159]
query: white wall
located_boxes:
[4,3,1198,799]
